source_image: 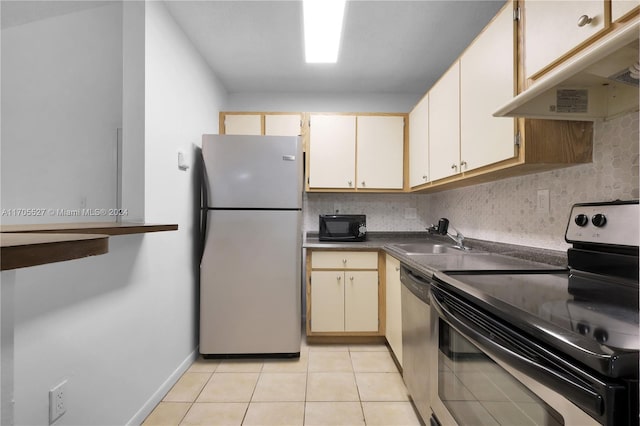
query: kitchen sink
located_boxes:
[390,242,470,255]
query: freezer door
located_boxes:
[202,135,302,209]
[200,210,302,355]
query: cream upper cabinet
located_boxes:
[409,95,429,188]
[429,62,460,182]
[385,255,403,366]
[308,114,356,189]
[612,0,639,22]
[223,114,262,135]
[460,3,516,172]
[356,116,404,189]
[524,0,607,79]
[265,114,302,136]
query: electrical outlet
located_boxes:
[49,380,67,424]
[537,189,550,213]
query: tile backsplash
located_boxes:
[304,111,639,251]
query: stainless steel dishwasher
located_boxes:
[400,265,432,423]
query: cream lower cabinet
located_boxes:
[385,255,402,366]
[308,251,380,335]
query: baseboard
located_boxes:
[126,347,199,425]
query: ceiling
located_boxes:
[165,0,507,95]
[1,0,508,96]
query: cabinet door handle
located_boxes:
[342,259,347,264]
[460,160,467,169]
[337,276,342,281]
[451,164,458,170]
[361,181,366,187]
[577,15,593,27]
[348,180,353,187]
[395,266,400,271]
[349,276,354,281]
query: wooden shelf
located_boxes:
[0,222,178,236]
[1,233,109,271]
[0,222,178,271]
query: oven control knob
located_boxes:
[591,213,607,227]
[574,214,589,227]
[593,328,609,343]
[576,322,590,335]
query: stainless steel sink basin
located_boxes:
[390,242,467,255]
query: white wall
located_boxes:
[225,91,419,113]
[7,2,227,425]
[1,3,122,223]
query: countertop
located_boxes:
[304,231,568,268]
[1,222,179,271]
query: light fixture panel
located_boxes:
[303,0,346,63]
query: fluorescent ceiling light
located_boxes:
[303,0,346,63]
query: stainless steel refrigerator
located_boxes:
[200,134,302,357]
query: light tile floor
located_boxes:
[143,339,423,426]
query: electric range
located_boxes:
[430,200,639,426]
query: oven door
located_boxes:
[430,284,601,426]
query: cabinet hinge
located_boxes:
[307,176,310,184]
[513,6,521,21]
[514,132,521,147]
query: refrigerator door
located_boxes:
[202,135,302,209]
[200,209,302,355]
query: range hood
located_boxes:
[494,17,639,121]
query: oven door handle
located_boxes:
[431,289,604,418]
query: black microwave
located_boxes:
[319,214,367,242]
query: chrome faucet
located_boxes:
[446,225,467,250]
[429,217,469,250]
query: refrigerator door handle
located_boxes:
[199,149,209,264]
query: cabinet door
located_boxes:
[265,114,302,136]
[344,271,379,332]
[223,114,262,135]
[409,95,429,187]
[460,3,515,173]
[385,255,402,366]
[612,0,639,22]
[356,116,404,189]
[308,115,356,189]
[310,271,345,332]
[524,0,606,79]
[429,62,460,182]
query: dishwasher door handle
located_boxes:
[400,266,431,304]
